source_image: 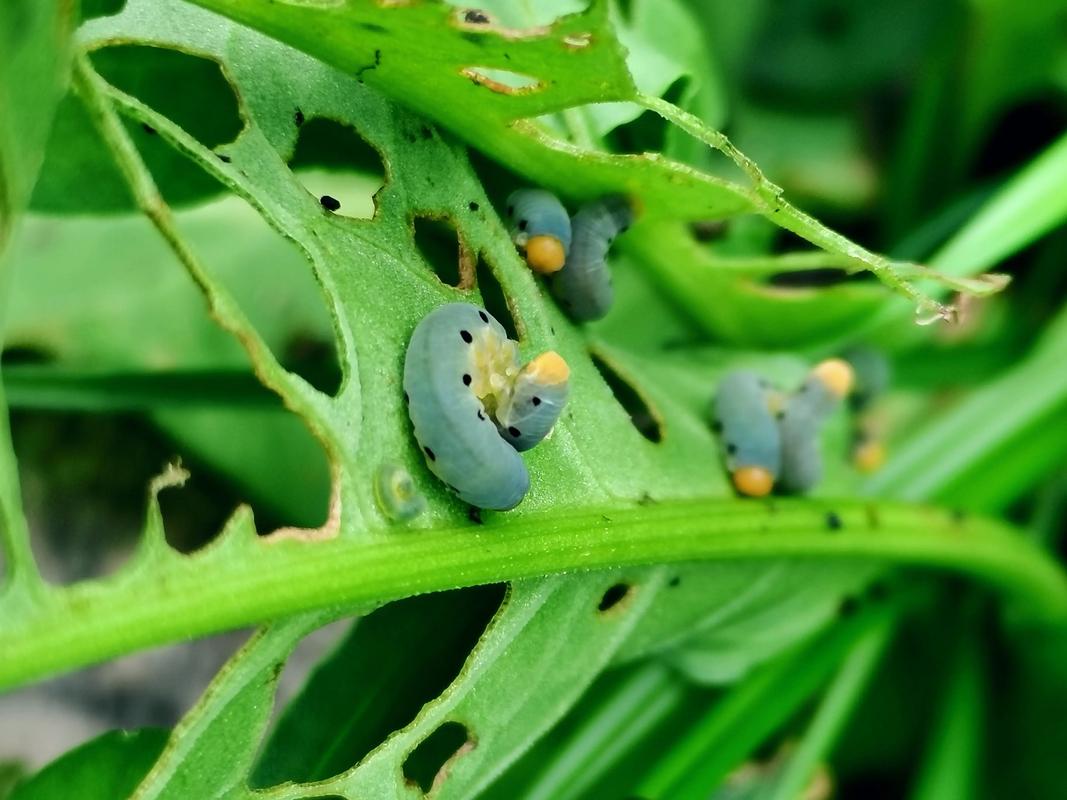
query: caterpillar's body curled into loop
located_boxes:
[403,303,569,510]
[551,195,633,322]
[777,359,854,493]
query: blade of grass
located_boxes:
[759,614,894,800]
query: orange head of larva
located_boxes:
[812,358,854,398]
[526,351,570,385]
[853,439,887,473]
[732,466,775,497]
[524,235,567,275]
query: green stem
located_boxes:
[761,616,894,800]
[1,497,1063,691]
[907,628,984,800]
[635,93,959,322]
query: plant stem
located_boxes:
[0,496,1063,691]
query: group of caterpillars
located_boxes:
[713,347,890,497]
[381,186,889,518]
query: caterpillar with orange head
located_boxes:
[404,303,569,510]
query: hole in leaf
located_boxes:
[81,0,125,21]
[460,67,544,94]
[413,215,475,289]
[597,582,633,612]
[12,411,243,581]
[766,268,853,288]
[288,117,387,220]
[252,586,505,786]
[475,254,520,340]
[590,353,663,442]
[403,721,474,794]
[4,207,334,569]
[169,189,343,398]
[89,45,242,149]
[1,346,53,366]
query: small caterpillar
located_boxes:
[712,370,781,497]
[841,346,891,472]
[506,189,572,275]
[551,195,633,322]
[777,359,854,493]
[374,462,427,521]
[404,303,569,510]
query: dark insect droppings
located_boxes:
[423,446,436,461]
[469,201,480,211]
[320,195,341,212]
[463,374,472,386]
[826,511,843,531]
[463,9,491,23]
[460,329,473,344]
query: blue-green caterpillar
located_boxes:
[841,345,891,472]
[506,189,572,275]
[712,370,781,497]
[551,195,633,322]
[404,303,569,510]
[777,359,854,493]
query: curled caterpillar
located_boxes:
[712,370,781,497]
[506,189,572,275]
[551,195,633,322]
[374,462,427,521]
[404,303,569,510]
[777,359,854,493]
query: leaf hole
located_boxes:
[413,215,476,289]
[460,67,544,95]
[88,44,243,149]
[280,333,342,397]
[475,254,521,340]
[403,721,475,794]
[597,582,634,613]
[33,47,241,211]
[288,117,387,220]
[589,353,663,442]
[252,586,504,786]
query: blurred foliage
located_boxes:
[1,0,1066,799]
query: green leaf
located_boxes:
[0,0,76,248]
[10,729,167,800]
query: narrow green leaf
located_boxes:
[11,729,167,800]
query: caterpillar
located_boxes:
[403,303,569,510]
[374,462,427,522]
[712,370,781,497]
[506,189,572,275]
[550,195,633,322]
[841,346,891,472]
[777,359,854,493]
